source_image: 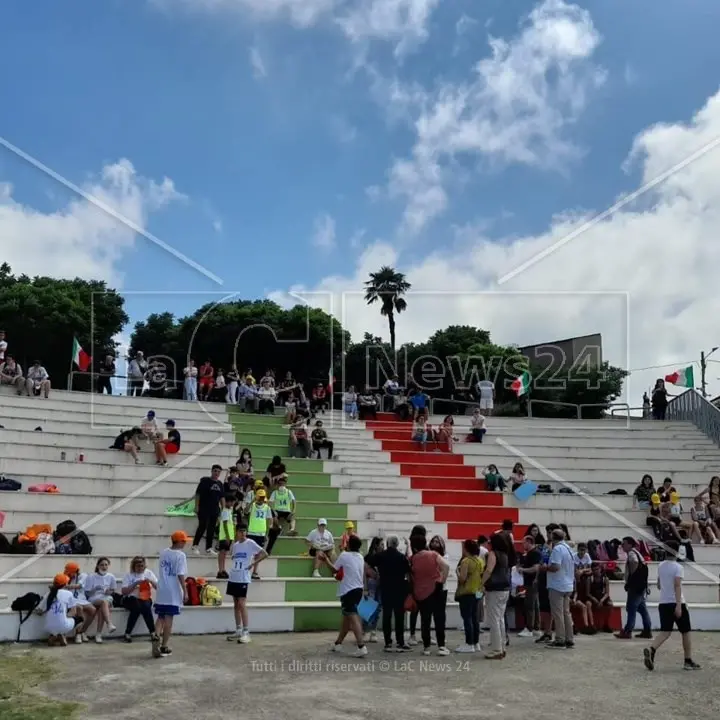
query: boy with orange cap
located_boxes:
[152,531,189,658]
[35,573,82,646]
[64,561,95,643]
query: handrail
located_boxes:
[667,389,720,448]
[527,399,580,418]
[579,401,630,418]
[67,370,181,392]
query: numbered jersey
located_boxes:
[247,503,272,535]
[229,539,264,584]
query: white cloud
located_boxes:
[385,0,604,233]
[0,159,184,285]
[249,46,267,79]
[312,213,337,249]
[153,0,440,55]
[271,88,720,402]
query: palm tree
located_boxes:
[364,266,411,353]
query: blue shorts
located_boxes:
[344,403,357,414]
[413,432,427,443]
[154,604,181,618]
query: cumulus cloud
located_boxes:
[385,0,605,233]
[0,158,184,285]
[271,88,720,402]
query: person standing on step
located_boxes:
[615,536,652,640]
[216,493,237,579]
[542,528,575,649]
[225,523,268,644]
[643,541,700,672]
[247,489,272,578]
[191,464,224,557]
[153,531,189,658]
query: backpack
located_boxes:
[0,532,11,554]
[587,539,601,561]
[536,484,553,494]
[0,475,21,491]
[11,534,35,554]
[200,584,223,606]
[55,541,73,555]
[636,539,652,561]
[606,488,628,495]
[11,592,42,642]
[34,533,56,555]
[70,531,92,555]
[185,577,201,606]
[54,520,77,542]
[603,539,620,561]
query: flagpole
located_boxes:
[68,337,75,391]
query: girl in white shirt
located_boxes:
[183,360,198,401]
[84,557,118,643]
[343,386,358,420]
[64,561,95,644]
[35,574,82,646]
[121,556,159,642]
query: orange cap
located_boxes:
[64,562,80,575]
[171,530,190,544]
[53,573,70,587]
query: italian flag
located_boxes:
[72,337,91,371]
[665,366,694,387]
[328,368,335,392]
[511,371,531,397]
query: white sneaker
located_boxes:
[408,636,418,646]
[107,624,117,634]
[191,546,200,556]
[95,635,103,644]
[134,458,142,465]
[239,632,251,644]
[430,638,437,646]
[368,631,378,643]
[518,629,534,638]
[206,548,218,556]
[473,644,481,652]
[422,648,431,656]
[437,646,451,656]
[332,643,343,653]
[353,646,369,657]
[312,570,321,578]
[81,633,90,643]
[455,644,475,653]
[74,634,83,645]
[533,630,544,638]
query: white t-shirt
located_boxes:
[84,572,117,602]
[68,573,90,605]
[334,551,365,597]
[547,542,575,593]
[575,553,592,568]
[307,528,334,550]
[670,503,682,517]
[184,366,198,378]
[229,539,264,584]
[477,380,494,399]
[0,340,7,361]
[479,546,489,562]
[156,548,188,607]
[121,569,158,599]
[658,560,685,604]
[471,414,486,429]
[215,374,226,388]
[41,589,76,635]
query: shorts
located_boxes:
[413,432,427,443]
[154,604,181,618]
[164,442,179,454]
[276,511,293,521]
[248,534,266,548]
[340,588,363,616]
[658,602,691,633]
[227,582,249,599]
[72,616,83,628]
[479,398,493,411]
[218,540,231,551]
[344,403,357,414]
[199,377,214,388]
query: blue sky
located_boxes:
[2,0,720,399]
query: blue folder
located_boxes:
[357,597,380,622]
[513,481,538,502]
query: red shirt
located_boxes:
[200,363,214,379]
[411,550,442,601]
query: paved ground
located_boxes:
[6,631,719,720]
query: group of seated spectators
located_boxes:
[0,333,52,398]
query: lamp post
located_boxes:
[700,347,719,398]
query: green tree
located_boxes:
[0,263,127,388]
[364,266,411,353]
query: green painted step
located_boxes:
[293,501,347,517]
[276,558,334,578]
[284,579,337,602]
[227,409,283,423]
[293,606,341,631]
[285,486,339,502]
[233,430,288,444]
[277,472,330,487]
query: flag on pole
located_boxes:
[72,337,91,371]
[328,367,335,392]
[664,366,694,387]
[511,371,531,397]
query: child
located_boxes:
[587,562,613,633]
[35,573,82,646]
[340,521,355,551]
[247,489,272,578]
[412,413,427,451]
[690,496,718,544]
[569,581,595,634]
[217,493,237,579]
[343,386,357,420]
[84,557,117,643]
[225,523,268,643]
[270,476,297,536]
[64,561,95,643]
[237,448,254,485]
[574,542,593,599]
[153,531,189,658]
[155,419,181,466]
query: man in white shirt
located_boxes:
[25,361,51,398]
[643,542,700,671]
[306,519,335,577]
[476,379,495,415]
[0,331,7,362]
[543,529,575,648]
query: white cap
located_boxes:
[318,518,327,526]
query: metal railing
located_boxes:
[67,370,181,394]
[527,399,580,418]
[528,399,632,419]
[667,388,720,447]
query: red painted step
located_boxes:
[422,490,490,505]
[374,429,420,441]
[389,451,464,465]
[435,506,518,523]
[381,440,451,452]
[411,477,486,491]
[376,412,401,422]
[400,463,476,478]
